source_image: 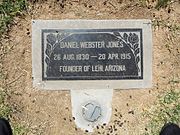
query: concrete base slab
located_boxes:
[71,89,113,132]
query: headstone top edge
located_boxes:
[32,19,152,24]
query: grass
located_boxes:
[13,124,29,135]
[0,0,28,134]
[0,87,29,134]
[152,19,180,33]
[138,0,171,9]
[0,88,11,119]
[0,0,27,37]
[155,0,171,9]
[143,89,180,135]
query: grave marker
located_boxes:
[42,29,143,80]
[32,20,152,132]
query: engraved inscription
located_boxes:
[42,29,143,80]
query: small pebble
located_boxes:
[128,110,134,115]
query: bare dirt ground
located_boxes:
[1,0,180,135]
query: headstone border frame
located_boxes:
[32,20,152,90]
